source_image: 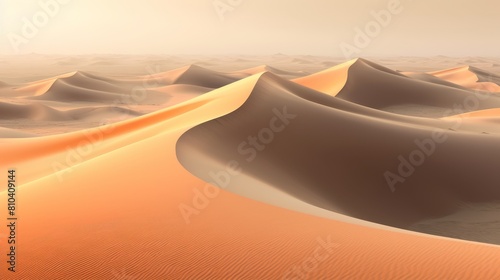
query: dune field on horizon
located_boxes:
[1,54,500,279]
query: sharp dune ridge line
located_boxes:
[2,57,500,278]
[177,71,500,227]
[430,65,500,92]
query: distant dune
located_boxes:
[0,101,141,122]
[145,65,247,88]
[296,58,500,117]
[15,71,75,96]
[430,66,500,92]
[32,79,130,102]
[240,65,306,77]
[293,59,356,96]
[0,102,70,121]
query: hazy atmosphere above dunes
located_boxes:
[1,0,500,56]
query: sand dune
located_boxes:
[56,71,127,91]
[469,66,500,91]
[1,65,255,136]
[23,71,130,96]
[296,58,500,117]
[401,72,468,90]
[293,59,356,96]
[178,72,500,229]
[430,66,500,92]
[240,65,307,77]
[17,70,164,98]
[0,101,141,138]
[0,102,70,121]
[2,72,500,279]
[30,78,169,106]
[31,79,130,102]
[2,56,500,278]
[446,108,500,119]
[15,72,76,96]
[145,65,247,88]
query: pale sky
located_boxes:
[0,0,499,56]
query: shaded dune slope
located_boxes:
[16,71,125,96]
[401,72,468,90]
[143,65,247,88]
[240,65,307,77]
[177,72,500,228]
[31,79,131,102]
[27,72,170,104]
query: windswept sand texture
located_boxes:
[2,55,500,279]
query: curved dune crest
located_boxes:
[240,65,306,77]
[429,66,477,86]
[0,101,142,134]
[30,76,170,105]
[430,66,500,92]
[31,79,126,102]
[0,73,265,186]
[16,71,127,97]
[0,102,70,121]
[297,58,500,117]
[293,58,357,96]
[15,71,75,96]
[402,72,468,90]
[177,72,500,229]
[56,71,127,92]
[144,65,248,88]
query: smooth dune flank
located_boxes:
[2,55,500,279]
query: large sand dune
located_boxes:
[430,66,500,92]
[177,71,500,228]
[240,65,307,78]
[2,56,500,279]
[142,64,247,88]
[296,58,500,117]
[0,102,140,124]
